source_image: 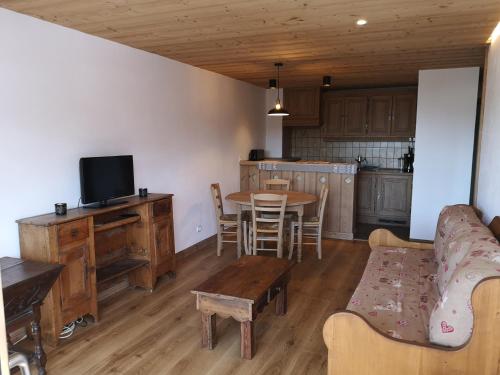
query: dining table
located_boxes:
[225,190,317,262]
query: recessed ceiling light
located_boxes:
[356,19,367,26]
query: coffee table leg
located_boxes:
[240,320,255,359]
[275,284,288,315]
[201,312,217,350]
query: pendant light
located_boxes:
[268,62,289,117]
[322,75,332,87]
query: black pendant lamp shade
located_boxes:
[323,75,332,87]
[268,79,277,89]
[267,62,289,117]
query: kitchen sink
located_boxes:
[360,165,379,171]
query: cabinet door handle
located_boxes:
[377,192,382,201]
[71,228,79,238]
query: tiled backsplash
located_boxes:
[283,127,415,169]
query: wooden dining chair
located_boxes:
[264,178,290,191]
[249,193,288,258]
[210,183,247,256]
[289,184,329,261]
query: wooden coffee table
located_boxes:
[191,255,294,359]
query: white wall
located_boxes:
[410,67,479,240]
[0,8,266,257]
[265,89,283,158]
[476,34,500,223]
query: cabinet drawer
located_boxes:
[153,199,172,218]
[58,219,89,247]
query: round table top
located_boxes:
[226,190,317,206]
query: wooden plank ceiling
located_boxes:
[2,0,499,88]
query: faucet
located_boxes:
[355,155,366,170]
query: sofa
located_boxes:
[323,205,500,375]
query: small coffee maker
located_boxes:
[403,147,414,173]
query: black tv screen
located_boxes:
[79,155,135,205]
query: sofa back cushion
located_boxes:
[434,205,492,295]
[429,235,500,346]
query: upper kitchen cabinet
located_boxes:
[322,93,368,137]
[391,93,417,137]
[322,94,344,137]
[323,87,417,139]
[344,96,368,136]
[368,95,392,136]
[283,87,321,127]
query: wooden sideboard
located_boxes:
[17,193,175,346]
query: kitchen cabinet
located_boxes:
[344,97,368,136]
[322,95,344,137]
[283,87,321,127]
[357,170,412,226]
[391,93,417,137]
[357,173,377,217]
[376,175,412,219]
[323,87,417,139]
[368,95,392,136]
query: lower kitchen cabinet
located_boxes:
[357,171,412,226]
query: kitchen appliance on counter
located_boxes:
[402,146,414,173]
[248,149,265,161]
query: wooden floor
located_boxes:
[41,239,370,375]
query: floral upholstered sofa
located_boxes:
[323,205,500,375]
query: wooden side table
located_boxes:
[191,256,294,359]
[1,257,63,375]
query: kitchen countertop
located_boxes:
[358,168,413,175]
[240,160,357,174]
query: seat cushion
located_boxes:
[347,246,439,344]
[433,205,492,295]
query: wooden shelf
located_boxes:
[94,214,141,233]
[96,259,149,284]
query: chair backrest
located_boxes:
[250,193,287,251]
[264,178,290,191]
[317,184,329,225]
[210,183,224,221]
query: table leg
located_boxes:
[275,283,288,316]
[298,206,304,263]
[236,205,242,258]
[201,312,217,350]
[32,304,47,375]
[240,320,255,359]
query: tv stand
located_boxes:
[16,193,175,347]
[83,198,129,209]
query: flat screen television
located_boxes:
[79,155,135,207]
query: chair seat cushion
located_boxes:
[347,246,439,344]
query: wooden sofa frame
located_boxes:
[323,217,500,375]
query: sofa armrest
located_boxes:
[368,228,434,250]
